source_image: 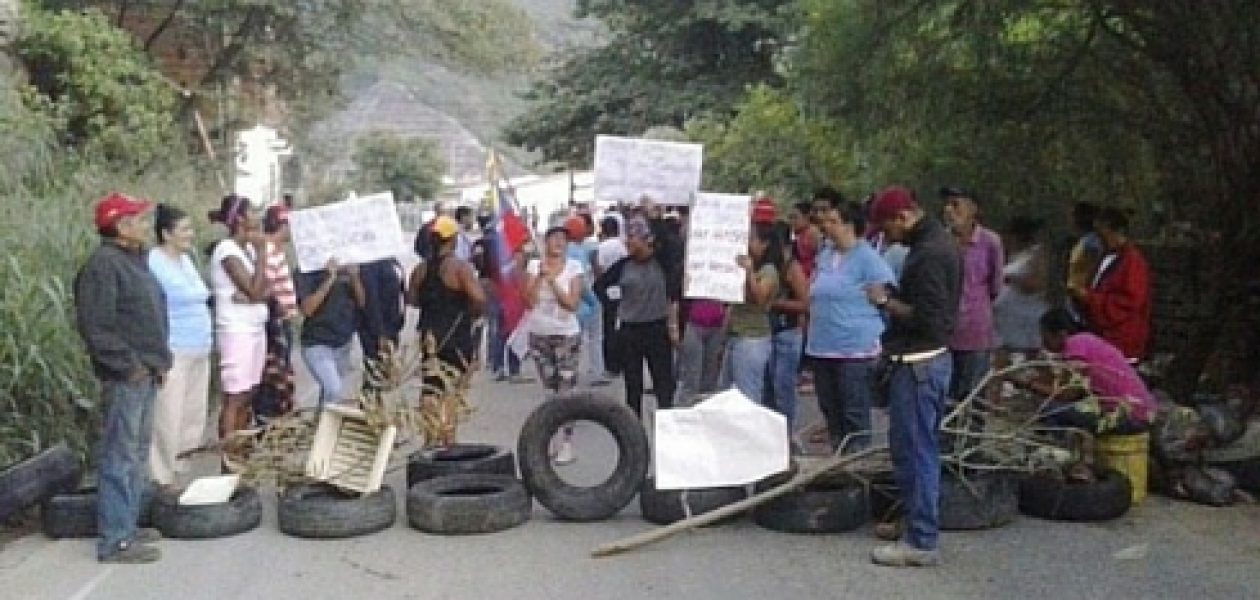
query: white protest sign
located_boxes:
[593,135,703,206]
[289,192,406,272]
[653,389,790,489]
[684,192,751,303]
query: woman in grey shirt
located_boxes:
[595,216,681,417]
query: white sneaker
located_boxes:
[553,440,576,465]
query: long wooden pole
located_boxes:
[591,446,883,558]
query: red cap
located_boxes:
[752,197,777,224]
[563,215,588,240]
[94,193,151,230]
[868,186,917,225]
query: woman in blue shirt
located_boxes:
[147,204,213,486]
[807,201,896,453]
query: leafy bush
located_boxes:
[351,132,447,202]
[16,8,176,168]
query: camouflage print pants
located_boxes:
[530,334,581,394]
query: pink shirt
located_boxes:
[1062,333,1155,422]
[949,225,1004,351]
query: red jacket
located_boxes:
[1081,243,1151,360]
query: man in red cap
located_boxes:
[74,193,171,563]
[863,185,962,567]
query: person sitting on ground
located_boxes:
[1005,308,1156,477]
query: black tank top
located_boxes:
[416,254,475,367]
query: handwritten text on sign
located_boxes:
[290,193,406,272]
[593,135,703,206]
[685,192,751,303]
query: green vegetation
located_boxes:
[510,0,1260,395]
[17,8,176,168]
[351,132,448,202]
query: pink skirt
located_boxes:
[217,331,266,394]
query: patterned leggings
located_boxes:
[530,334,581,393]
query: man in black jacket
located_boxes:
[864,186,962,567]
[74,193,172,564]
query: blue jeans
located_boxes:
[887,352,952,551]
[768,328,803,429]
[811,358,877,452]
[96,379,156,559]
[948,349,990,402]
[302,342,354,408]
[719,336,773,407]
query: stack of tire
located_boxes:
[404,443,530,536]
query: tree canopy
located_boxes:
[351,132,447,202]
[504,0,793,166]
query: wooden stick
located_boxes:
[591,446,883,558]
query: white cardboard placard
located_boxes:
[289,193,406,272]
[592,135,703,206]
[178,475,240,506]
[653,389,790,490]
[684,192,751,302]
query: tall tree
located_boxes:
[505,0,794,166]
[794,0,1260,395]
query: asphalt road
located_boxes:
[3,252,1259,599]
[2,364,1260,600]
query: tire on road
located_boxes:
[406,444,516,488]
[278,484,396,539]
[0,444,82,522]
[940,471,1018,531]
[41,483,157,539]
[639,477,747,526]
[407,474,531,535]
[1018,468,1132,522]
[152,486,262,539]
[752,480,868,534]
[518,391,649,521]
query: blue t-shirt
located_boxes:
[147,248,212,352]
[806,241,896,358]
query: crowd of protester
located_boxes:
[73,183,1153,566]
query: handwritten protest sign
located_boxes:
[290,192,406,272]
[684,192,750,303]
[593,135,703,206]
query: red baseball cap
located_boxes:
[563,215,588,240]
[868,186,917,225]
[94,193,152,230]
[752,196,777,224]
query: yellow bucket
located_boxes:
[1095,432,1149,505]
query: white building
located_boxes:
[233,125,293,207]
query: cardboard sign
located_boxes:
[684,192,751,302]
[592,135,703,206]
[289,193,406,272]
[654,389,790,489]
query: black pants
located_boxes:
[601,301,621,375]
[620,320,675,416]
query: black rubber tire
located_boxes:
[278,484,397,539]
[752,481,868,534]
[406,444,516,488]
[152,486,262,539]
[939,471,1018,531]
[41,484,157,538]
[1210,459,1260,493]
[0,444,82,522]
[1018,468,1132,522]
[407,474,531,535]
[867,474,902,523]
[518,391,649,521]
[639,477,747,526]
